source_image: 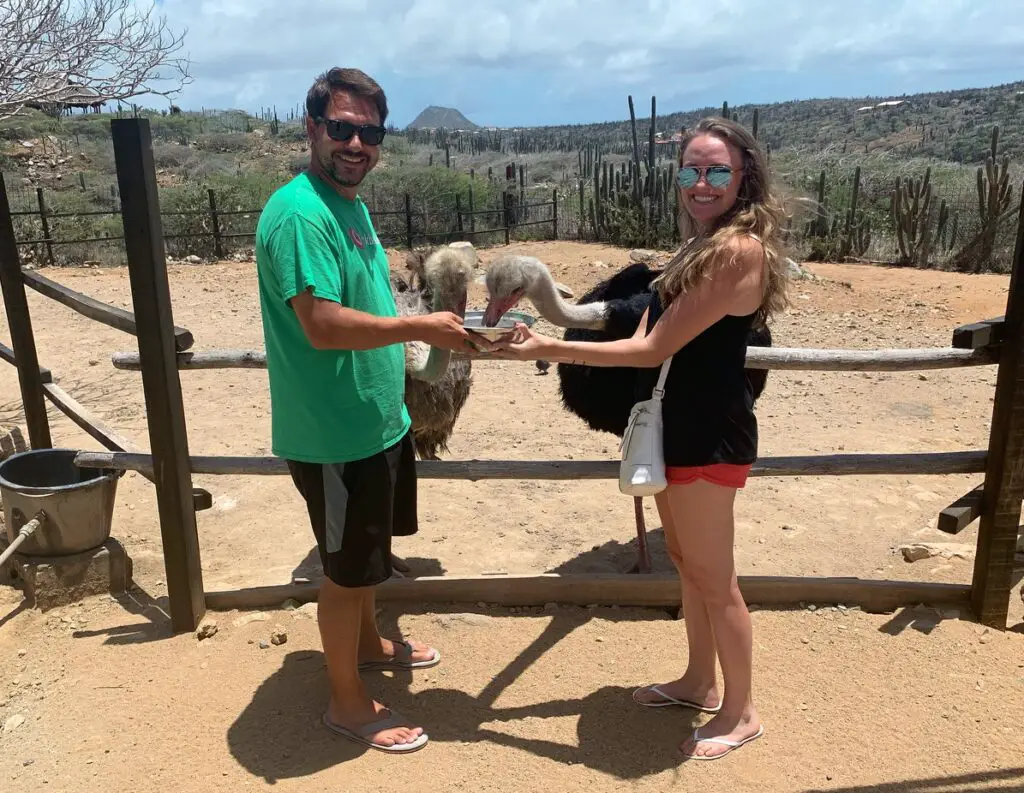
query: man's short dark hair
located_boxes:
[306,68,388,124]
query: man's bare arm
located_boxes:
[290,289,487,352]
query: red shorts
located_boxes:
[665,463,752,489]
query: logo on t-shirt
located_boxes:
[348,226,381,249]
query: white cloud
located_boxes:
[147,0,1024,119]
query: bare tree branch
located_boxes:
[0,0,191,121]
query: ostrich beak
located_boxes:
[483,290,524,327]
[483,295,517,327]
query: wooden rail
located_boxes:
[204,573,973,615]
[40,382,212,512]
[0,340,51,383]
[109,345,999,373]
[73,449,988,479]
[22,269,194,351]
[937,485,984,534]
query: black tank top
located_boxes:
[635,286,758,466]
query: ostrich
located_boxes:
[393,241,477,460]
[387,242,476,575]
[482,253,773,573]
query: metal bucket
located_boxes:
[0,448,122,557]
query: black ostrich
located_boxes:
[483,253,772,573]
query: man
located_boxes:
[255,67,490,753]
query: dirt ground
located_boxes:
[2,240,1023,791]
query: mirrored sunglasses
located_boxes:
[318,117,387,146]
[677,165,736,189]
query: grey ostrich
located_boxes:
[482,252,774,574]
[386,242,477,575]
[393,241,477,461]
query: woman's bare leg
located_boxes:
[632,491,720,710]
[665,479,761,758]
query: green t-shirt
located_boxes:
[255,171,410,463]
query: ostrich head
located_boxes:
[482,254,574,326]
[413,241,477,317]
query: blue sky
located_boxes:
[153,0,1024,128]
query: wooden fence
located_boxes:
[2,117,1023,634]
[8,184,560,265]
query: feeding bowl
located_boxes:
[463,310,535,342]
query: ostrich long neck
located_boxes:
[406,288,454,383]
[526,265,607,330]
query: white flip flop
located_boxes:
[632,684,722,713]
[322,711,429,753]
[682,724,765,761]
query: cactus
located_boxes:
[951,126,1015,272]
[935,201,960,253]
[840,166,862,257]
[935,200,949,249]
[973,127,1012,262]
[892,168,933,267]
[810,170,826,238]
[852,216,872,256]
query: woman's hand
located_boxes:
[492,322,559,361]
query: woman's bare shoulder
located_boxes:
[718,233,765,280]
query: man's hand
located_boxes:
[413,312,500,353]
[290,291,504,353]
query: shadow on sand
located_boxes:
[226,603,697,783]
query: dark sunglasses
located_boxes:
[677,165,737,189]
[317,117,387,145]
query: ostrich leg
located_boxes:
[629,496,652,574]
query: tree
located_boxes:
[0,0,190,121]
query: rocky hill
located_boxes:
[407,106,480,131]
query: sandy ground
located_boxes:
[2,240,1023,791]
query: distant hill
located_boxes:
[509,80,1024,166]
[407,106,480,131]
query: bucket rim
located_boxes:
[0,446,123,495]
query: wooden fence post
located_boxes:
[578,180,584,238]
[404,193,413,249]
[552,189,558,240]
[35,188,55,266]
[207,189,224,259]
[110,118,205,633]
[503,193,511,246]
[455,194,463,235]
[0,175,52,448]
[971,185,1024,628]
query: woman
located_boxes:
[495,117,789,760]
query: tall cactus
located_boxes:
[974,126,1013,267]
[852,217,872,256]
[840,166,862,257]
[952,126,1014,272]
[892,167,933,267]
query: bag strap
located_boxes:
[652,357,672,399]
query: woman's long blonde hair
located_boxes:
[652,117,790,328]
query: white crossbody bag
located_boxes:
[618,357,672,496]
